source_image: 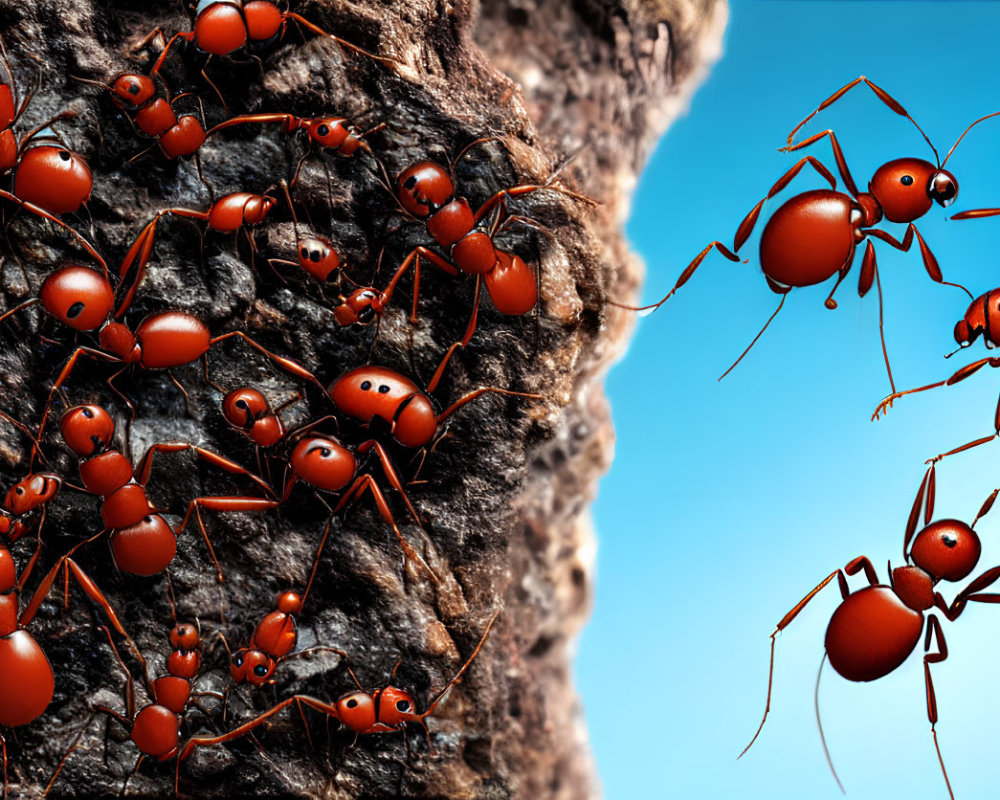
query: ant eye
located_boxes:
[901,175,914,186]
[378,385,390,394]
[15,488,22,495]
[253,665,269,677]
[236,400,249,410]
[403,176,416,189]
[942,533,958,548]
[233,655,243,666]
[83,408,94,418]
[360,381,372,391]
[66,302,85,318]
[395,700,410,712]
[310,250,322,262]
[58,150,70,161]
[346,698,358,708]
[317,124,329,136]
[128,82,139,95]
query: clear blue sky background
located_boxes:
[576,2,1000,799]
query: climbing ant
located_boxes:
[614,77,1000,390]
[741,467,1000,798]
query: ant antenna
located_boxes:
[814,653,845,794]
[420,607,502,719]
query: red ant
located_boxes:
[379,143,595,347]
[740,466,1000,798]
[1,538,139,799]
[872,285,1000,466]
[59,403,276,578]
[73,72,207,162]
[0,38,104,267]
[46,617,223,795]
[176,607,501,781]
[141,0,396,106]
[614,77,1000,390]
[225,589,346,694]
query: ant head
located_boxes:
[396,162,454,218]
[289,436,356,492]
[868,158,945,222]
[109,73,156,107]
[335,690,377,732]
[333,289,379,327]
[230,649,276,686]
[222,387,271,430]
[377,686,421,727]
[60,405,114,456]
[306,117,350,150]
[14,144,93,215]
[909,519,981,582]
[4,473,60,515]
[170,623,200,652]
[40,265,114,332]
[297,236,340,282]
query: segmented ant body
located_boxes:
[615,78,1000,388]
[60,403,275,577]
[142,0,395,107]
[177,608,501,776]
[75,72,207,161]
[378,149,594,345]
[741,468,1000,798]
[47,620,221,795]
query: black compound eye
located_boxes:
[317,124,329,136]
[65,301,85,319]
[127,81,140,95]
[395,700,410,712]
[236,399,249,410]
[253,665,269,677]
[358,307,375,323]
[58,150,70,161]
[942,532,958,548]
[403,176,416,189]
[901,175,914,186]
[310,250,322,262]
[360,380,372,391]
[82,408,94,418]
[14,488,22,495]
[346,698,358,708]
[233,654,243,666]
[378,385,390,394]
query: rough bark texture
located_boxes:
[0,0,724,797]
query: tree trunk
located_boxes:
[0,0,725,796]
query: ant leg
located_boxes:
[739,561,873,759]
[208,331,326,396]
[357,440,422,525]
[779,129,860,197]
[864,225,972,298]
[35,346,121,449]
[174,498,281,582]
[333,474,437,583]
[609,240,741,312]
[922,616,955,800]
[872,356,1000,421]
[813,653,844,794]
[436,385,544,426]
[784,77,938,164]
[472,182,598,226]
[823,265,850,310]
[381,247,460,314]
[136,443,275,496]
[43,708,103,797]
[283,13,399,68]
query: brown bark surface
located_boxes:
[0,0,724,796]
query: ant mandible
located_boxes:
[614,77,1000,390]
[176,607,502,783]
[740,466,1000,798]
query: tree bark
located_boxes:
[0,0,725,796]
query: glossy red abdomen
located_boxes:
[486,251,537,315]
[131,704,179,758]
[0,630,55,726]
[244,0,283,40]
[134,312,211,369]
[824,586,923,682]
[109,515,177,576]
[759,190,857,288]
[252,611,296,658]
[194,4,247,55]
[14,146,93,214]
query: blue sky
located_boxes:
[576,2,1000,798]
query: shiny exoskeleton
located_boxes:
[178,608,501,769]
[741,469,1000,799]
[60,404,275,577]
[76,72,207,160]
[617,77,1000,390]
